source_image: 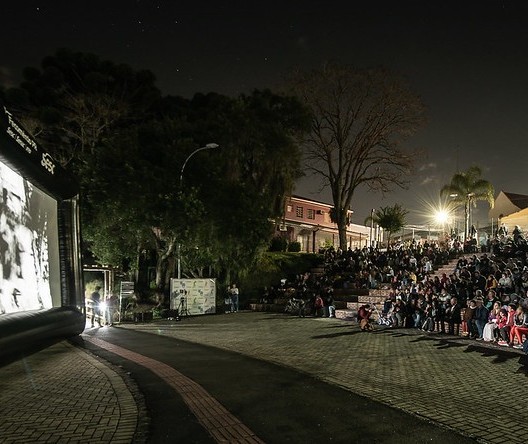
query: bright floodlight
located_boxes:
[435,210,449,224]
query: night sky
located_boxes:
[2,0,528,227]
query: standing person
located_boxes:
[445,297,462,336]
[229,283,239,313]
[89,286,103,328]
[463,299,476,337]
[224,291,232,313]
[472,297,489,340]
[105,293,118,326]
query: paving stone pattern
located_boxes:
[0,342,138,444]
[121,313,528,444]
[84,336,264,444]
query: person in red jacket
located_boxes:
[358,304,373,331]
[314,294,325,317]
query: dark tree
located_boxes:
[4,49,310,297]
[288,62,426,249]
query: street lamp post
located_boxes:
[177,143,220,279]
[370,209,375,248]
[467,192,476,241]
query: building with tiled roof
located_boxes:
[275,195,371,252]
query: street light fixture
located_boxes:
[177,143,220,279]
[434,209,450,241]
[179,143,220,186]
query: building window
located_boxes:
[307,208,315,219]
[296,206,303,218]
[287,205,292,212]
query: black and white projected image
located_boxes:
[0,159,60,314]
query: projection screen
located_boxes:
[0,101,85,361]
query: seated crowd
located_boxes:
[267,228,528,350]
[347,230,528,349]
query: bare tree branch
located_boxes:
[288,62,426,248]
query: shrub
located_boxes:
[239,252,321,302]
[269,236,288,252]
[287,241,301,252]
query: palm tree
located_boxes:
[440,166,494,241]
[365,204,408,248]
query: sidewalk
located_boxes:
[0,338,142,444]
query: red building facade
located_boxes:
[278,195,370,252]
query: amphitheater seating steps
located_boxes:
[250,289,387,318]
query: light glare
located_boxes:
[435,210,449,224]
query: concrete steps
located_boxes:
[432,259,458,279]
[250,290,387,318]
[335,296,386,322]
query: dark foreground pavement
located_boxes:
[1,312,527,443]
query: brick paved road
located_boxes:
[0,341,139,444]
[120,312,528,444]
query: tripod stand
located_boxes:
[176,296,190,319]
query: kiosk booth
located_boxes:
[0,101,85,361]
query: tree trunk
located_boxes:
[152,231,177,299]
[155,255,168,290]
[336,208,348,249]
[464,200,470,241]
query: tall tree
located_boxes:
[5,49,310,297]
[288,62,426,248]
[178,90,310,284]
[4,48,161,169]
[4,49,164,280]
[365,204,408,248]
[440,166,494,240]
[70,87,308,293]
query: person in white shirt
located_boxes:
[229,283,239,312]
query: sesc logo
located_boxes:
[41,152,56,175]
